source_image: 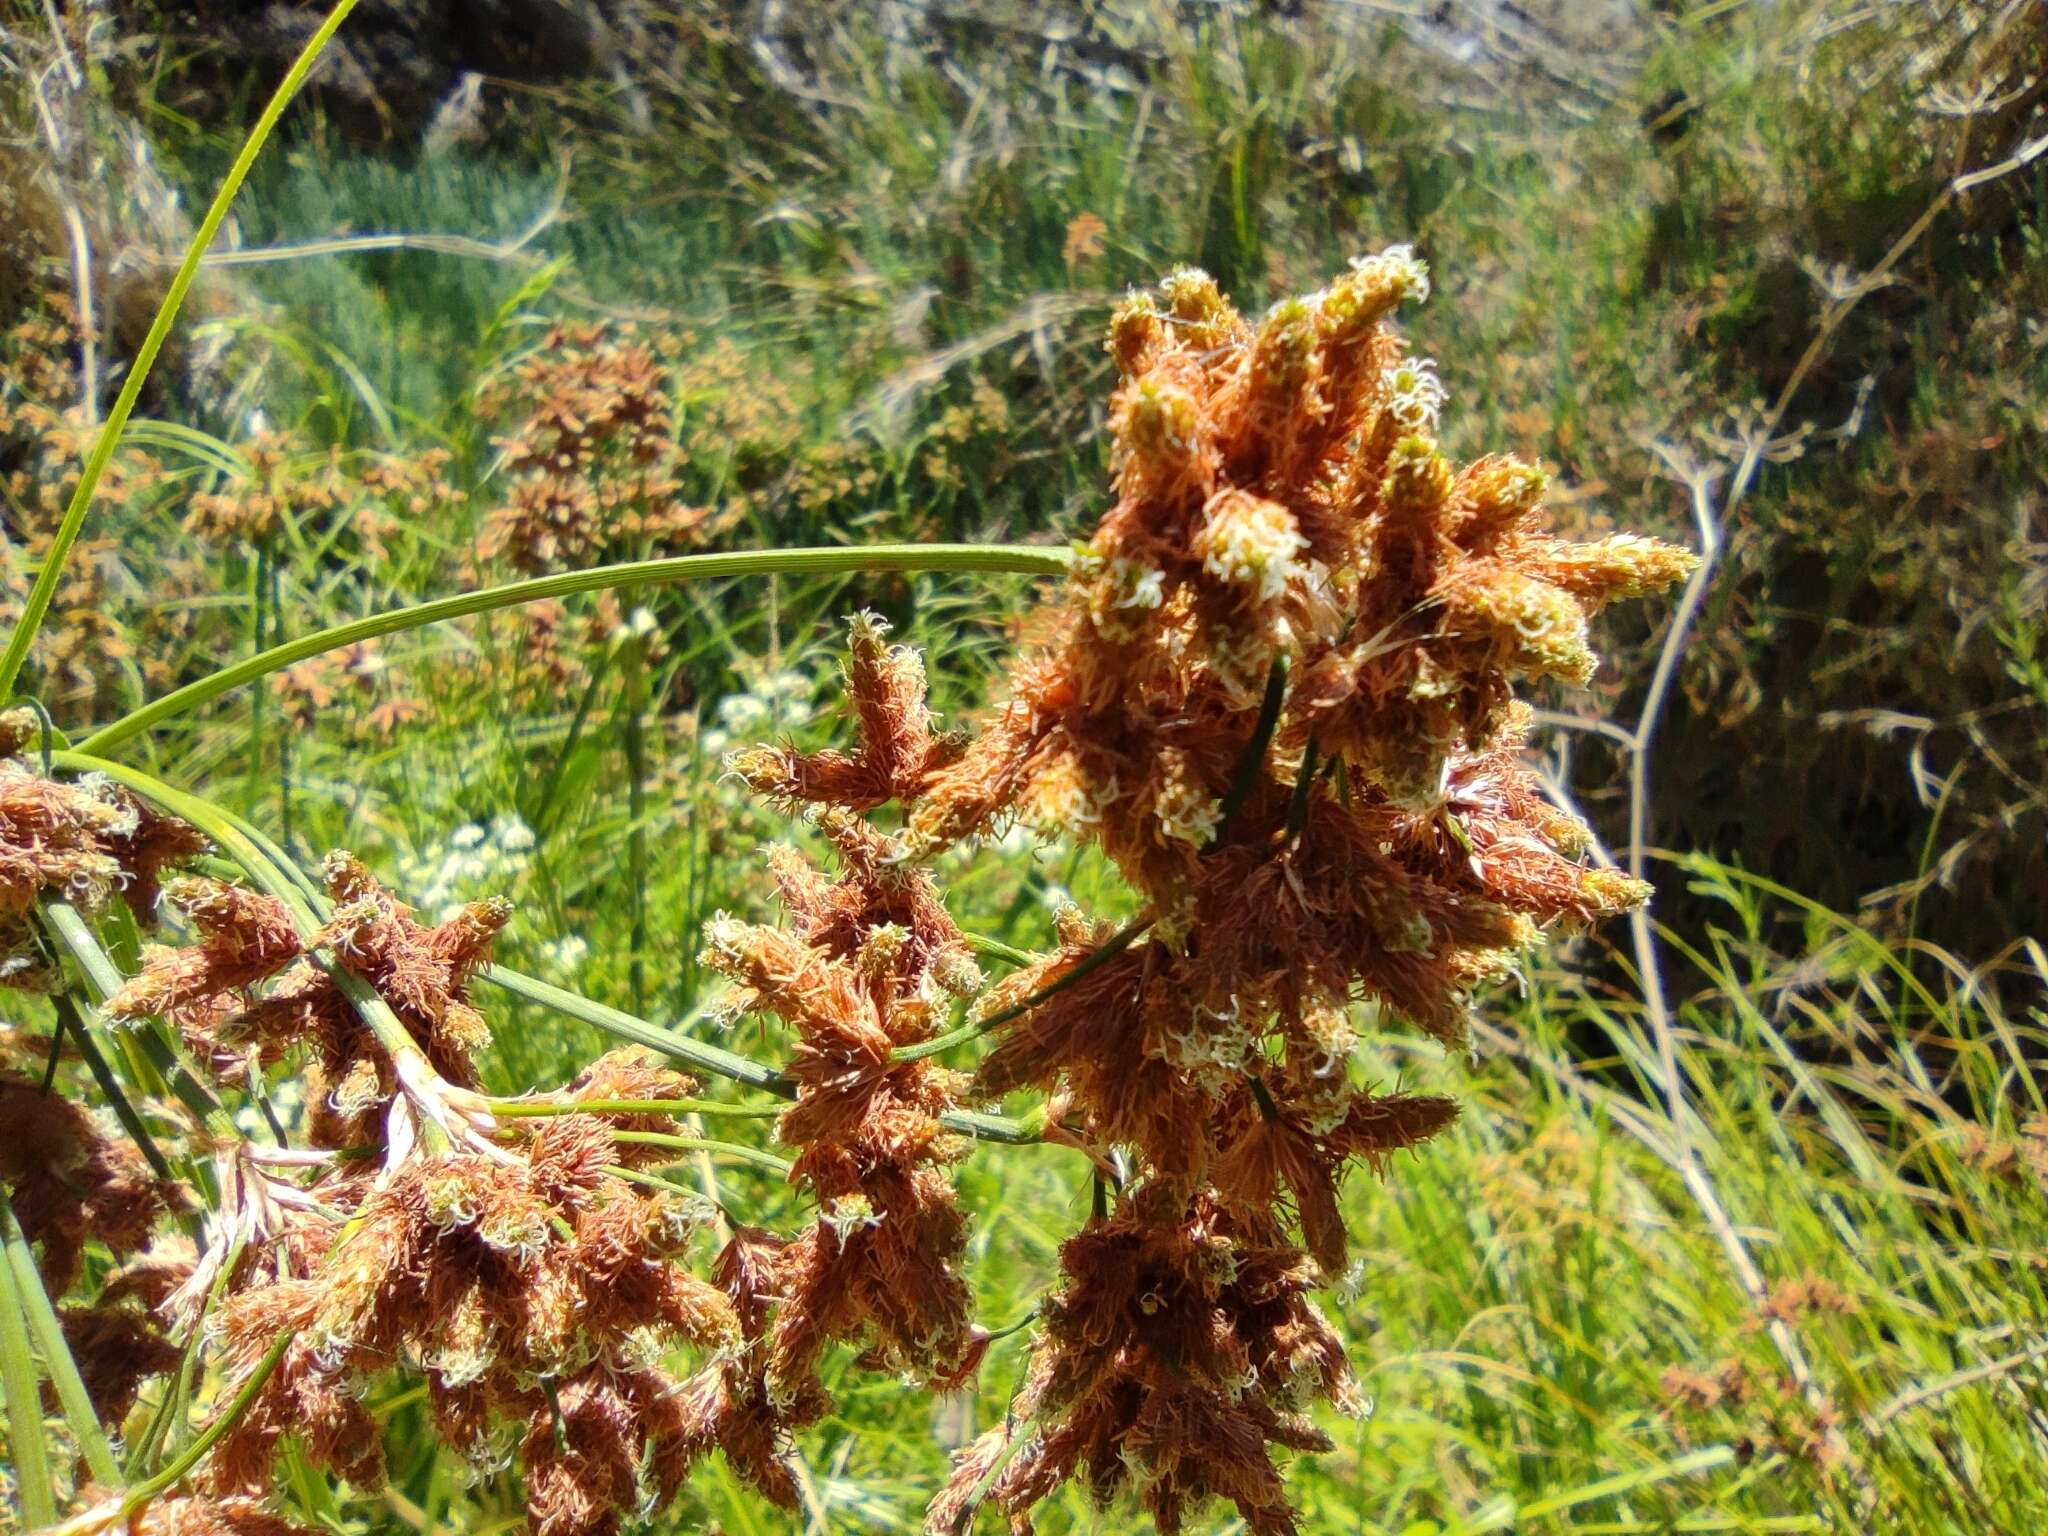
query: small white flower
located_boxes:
[1107,558,1166,612]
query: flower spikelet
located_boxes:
[937,1189,1357,1536]
[0,1071,183,1294]
[206,1125,737,1534]
[728,612,964,812]
[704,632,985,1408]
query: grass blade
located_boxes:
[0,1191,121,1487]
[0,1218,57,1528]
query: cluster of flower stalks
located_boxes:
[0,251,1689,1536]
[742,250,1692,1533]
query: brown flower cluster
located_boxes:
[481,321,726,573]
[0,305,176,718]
[108,853,507,1145]
[267,639,423,738]
[103,840,829,1533]
[906,255,1692,1531]
[701,619,989,1434]
[0,1051,186,1435]
[202,1056,743,1536]
[0,706,205,984]
[933,1188,1357,1536]
[0,1069,181,1297]
[185,432,459,557]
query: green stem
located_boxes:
[892,916,1154,1064]
[268,544,295,854]
[79,544,1070,754]
[1286,736,1321,839]
[962,932,1039,969]
[610,1130,793,1175]
[0,0,361,701]
[528,654,613,836]
[44,902,227,1131]
[0,1215,56,1528]
[1208,653,1288,849]
[50,991,173,1180]
[484,964,795,1096]
[487,1097,782,1120]
[121,1329,294,1515]
[0,1191,122,1487]
[622,631,649,1016]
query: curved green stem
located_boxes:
[0,0,361,701]
[610,1130,793,1175]
[79,544,1070,754]
[484,964,796,1096]
[488,1096,782,1120]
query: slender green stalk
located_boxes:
[127,1236,247,1480]
[51,992,173,1180]
[485,963,1045,1144]
[44,901,230,1132]
[611,1130,794,1174]
[267,544,296,853]
[0,1221,56,1528]
[488,1097,782,1120]
[79,545,1071,754]
[1209,653,1288,849]
[484,963,796,1095]
[622,629,649,1016]
[0,1191,122,1487]
[0,0,361,701]
[962,932,1039,969]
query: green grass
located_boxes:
[2,0,2044,1532]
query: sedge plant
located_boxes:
[0,227,1695,1536]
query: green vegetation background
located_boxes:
[3,2,2045,1532]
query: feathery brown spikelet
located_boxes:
[936,1188,1359,1536]
[728,612,966,812]
[702,628,986,1428]
[0,1070,183,1294]
[481,321,727,574]
[108,854,509,1146]
[0,711,208,989]
[58,1298,183,1425]
[206,1111,738,1535]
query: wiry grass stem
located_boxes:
[0,0,361,701]
[79,545,1070,754]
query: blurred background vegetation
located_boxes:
[2,1,2044,1532]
